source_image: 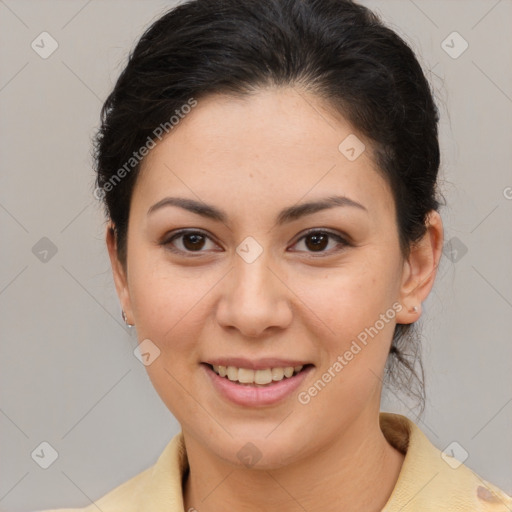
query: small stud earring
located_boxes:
[410,305,419,313]
[122,310,134,328]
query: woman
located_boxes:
[40,0,512,510]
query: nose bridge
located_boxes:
[234,252,273,299]
[216,245,292,336]
[232,234,278,298]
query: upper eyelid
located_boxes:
[288,229,349,252]
[164,228,348,252]
[166,229,222,247]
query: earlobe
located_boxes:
[105,223,134,324]
[395,211,444,324]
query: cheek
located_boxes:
[127,253,216,356]
[293,259,399,341]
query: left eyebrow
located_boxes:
[146,195,367,224]
[274,195,368,225]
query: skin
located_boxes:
[107,87,443,512]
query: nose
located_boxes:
[215,253,293,338]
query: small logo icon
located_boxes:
[441,31,468,59]
[338,134,365,161]
[134,339,161,366]
[236,236,263,264]
[237,442,262,468]
[443,236,468,263]
[441,441,469,469]
[32,237,58,263]
[31,441,59,469]
[31,32,59,59]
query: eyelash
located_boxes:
[161,228,350,257]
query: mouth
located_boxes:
[207,363,309,386]
[202,361,314,406]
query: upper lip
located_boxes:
[204,358,312,370]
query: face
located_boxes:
[109,87,438,469]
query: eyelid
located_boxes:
[288,228,350,254]
[161,227,351,256]
[161,228,223,255]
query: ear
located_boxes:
[395,210,444,324]
[106,223,133,325]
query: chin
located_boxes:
[204,427,310,470]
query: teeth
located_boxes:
[255,369,273,385]
[238,368,254,383]
[271,367,284,381]
[283,367,294,378]
[227,366,238,381]
[211,364,304,385]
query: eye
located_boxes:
[162,229,221,254]
[289,229,349,254]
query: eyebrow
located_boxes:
[147,195,367,224]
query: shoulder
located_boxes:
[380,413,512,511]
[35,433,187,512]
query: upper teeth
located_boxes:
[212,365,304,385]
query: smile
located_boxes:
[203,362,313,406]
[210,364,304,386]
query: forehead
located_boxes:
[135,88,394,218]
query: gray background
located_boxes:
[0,0,511,510]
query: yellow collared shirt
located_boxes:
[39,413,512,511]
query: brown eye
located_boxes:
[305,233,329,252]
[182,233,206,251]
[290,230,348,255]
[163,230,220,254]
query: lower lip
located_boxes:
[203,364,313,407]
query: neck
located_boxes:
[183,412,404,512]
